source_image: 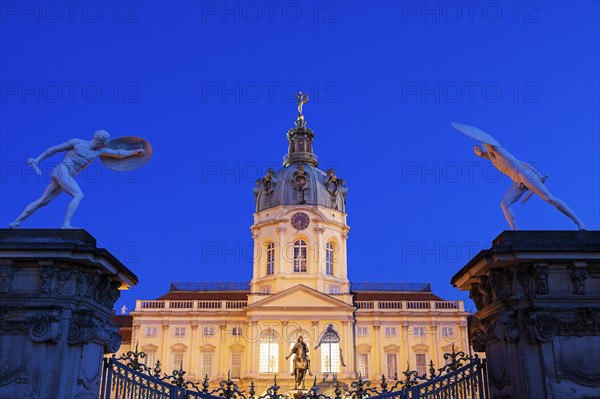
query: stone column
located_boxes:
[372,323,381,380]
[0,229,138,399]
[161,322,169,368]
[218,323,227,379]
[451,231,600,398]
[189,322,198,379]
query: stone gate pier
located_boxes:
[452,231,600,399]
[0,229,138,399]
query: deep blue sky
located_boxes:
[1,1,599,313]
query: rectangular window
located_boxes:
[145,327,157,337]
[325,243,334,275]
[356,327,368,337]
[174,327,186,337]
[172,352,184,372]
[329,285,340,294]
[320,342,341,373]
[260,286,271,294]
[267,244,275,275]
[413,326,425,336]
[416,354,426,375]
[386,354,397,379]
[232,327,243,336]
[384,327,397,337]
[200,352,214,379]
[145,352,156,368]
[358,353,369,378]
[259,343,278,373]
[231,353,242,379]
[441,326,454,337]
[203,325,216,336]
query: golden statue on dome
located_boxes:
[295,92,309,129]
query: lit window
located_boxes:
[413,326,425,336]
[386,354,397,379]
[266,243,275,275]
[416,354,427,375]
[356,327,368,337]
[329,285,340,294]
[231,353,242,379]
[358,353,369,377]
[445,355,452,365]
[174,327,186,337]
[259,330,279,373]
[200,352,214,379]
[293,240,307,272]
[441,326,454,337]
[145,352,156,368]
[172,352,184,372]
[384,327,397,337]
[320,327,341,373]
[203,325,216,336]
[145,327,157,337]
[325,243,334,275]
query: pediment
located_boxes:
[171,343,187,351]
[229,343,245,352]
[199,343,216,352]
[249,285,353,310]
[384,344,401,352]
[141,343,158,352]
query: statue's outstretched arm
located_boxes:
[102,147,144,158]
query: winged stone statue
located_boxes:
[451,122,585,230]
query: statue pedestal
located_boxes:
[0,229,138,399]
[452,231,600,399]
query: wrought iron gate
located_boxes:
[100,345,489,399]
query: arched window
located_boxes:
[266,243,275,275]
[293,240,307,272]
[318,325,341,373]
[325,243,334,275]
[259,330,279,373]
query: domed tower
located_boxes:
[249,93,350,304]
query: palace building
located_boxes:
[126,103,469,391]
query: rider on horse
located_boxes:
[286,336,312,389]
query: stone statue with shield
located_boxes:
[9,130,152,229]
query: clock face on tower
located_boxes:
[291,212,310,230]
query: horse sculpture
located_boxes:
[286,336,312,389]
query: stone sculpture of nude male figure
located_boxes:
[9,130,144,229]
[474,143,585,230]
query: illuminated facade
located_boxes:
[127,110,469,391]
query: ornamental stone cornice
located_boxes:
[453,231,600,398]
